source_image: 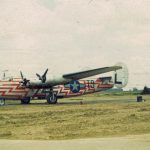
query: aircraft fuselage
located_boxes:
[0,77,114,100]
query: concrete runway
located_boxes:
[0,134,150,150]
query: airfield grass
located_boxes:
[0,93,150,140]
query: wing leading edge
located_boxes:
[63,66,122,80]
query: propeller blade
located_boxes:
[43,69,48,77]
[20,71,30,86]
[36,69,48,83]
[20,71,24,79]
[36,73,42,80]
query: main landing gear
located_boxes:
[46,88,57,104]
[21,97,31,104]
[20,88,57,104]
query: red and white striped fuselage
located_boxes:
[0,77,114,100]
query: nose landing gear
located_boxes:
[0,99,5,106]
[21,97,31,104]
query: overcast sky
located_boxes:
[0,0,150,89]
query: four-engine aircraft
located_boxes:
[0,63,128,105]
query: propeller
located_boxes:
[20,71,30,86]
[36,69,48,83]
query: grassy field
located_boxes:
[0,93,150,140]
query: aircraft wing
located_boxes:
[24,65,122,88]
[63,66,122,80]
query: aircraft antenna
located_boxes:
[2,70,8,80]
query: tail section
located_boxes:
[113,62,128,89]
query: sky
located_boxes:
[0,0,150,89]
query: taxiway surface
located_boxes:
[0,134,150,150]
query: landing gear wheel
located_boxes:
[47,94,57,104]
[21,97,31,104]
[0,99,5,106]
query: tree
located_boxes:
[141,86,150,95]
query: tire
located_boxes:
[0,99,5,106]
[47,94,57,104]
[21,97,31,104]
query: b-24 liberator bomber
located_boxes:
[0,63,128,105]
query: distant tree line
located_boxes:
[141,86,150,95]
